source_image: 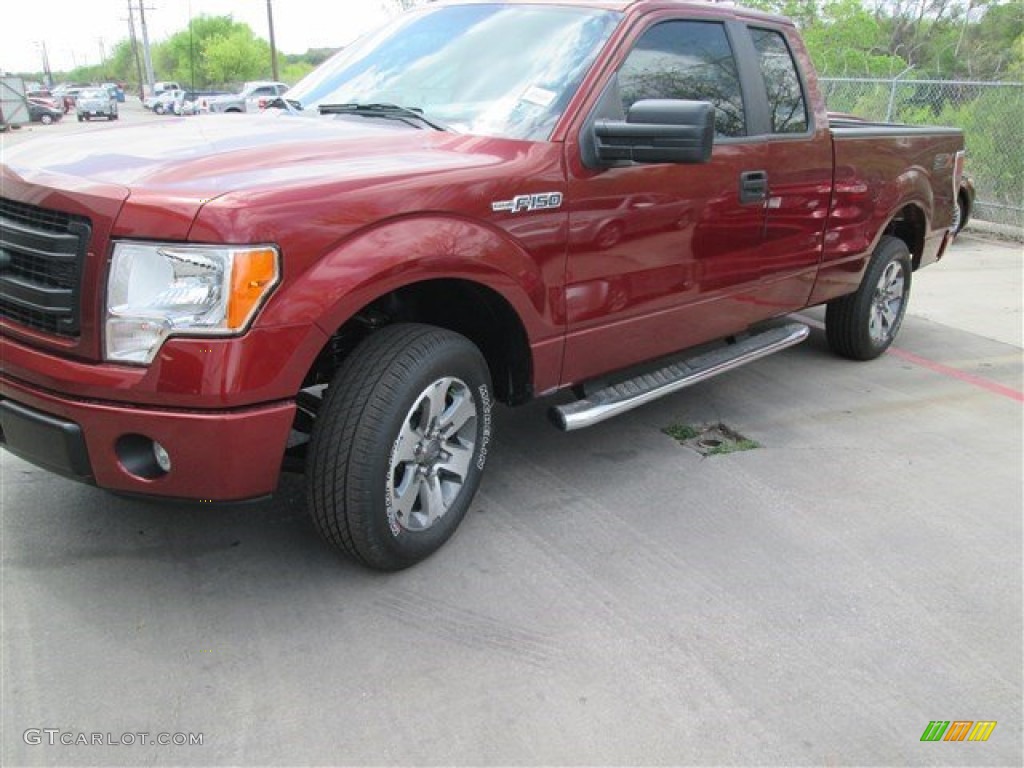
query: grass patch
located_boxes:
[662,423,701,442]
[663,421,761,456]
[702,437,760,455]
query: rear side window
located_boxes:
[750,28,808,134]
[618,21,746,138]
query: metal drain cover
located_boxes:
[663,422,760,456]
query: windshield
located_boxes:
[285,3,621,140]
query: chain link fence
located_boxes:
[820,77,1024,229]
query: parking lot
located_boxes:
[1,110,1022,766]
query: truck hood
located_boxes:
[1,112,503,200]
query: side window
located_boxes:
[750,28,808,134]
[253,87,274,97]
[618,21,746,138]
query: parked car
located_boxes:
[207,81,289,113]
[143,81,182,110]
[150,89,185,115]
[75,87,118,121]
[102,82,126,103]
[25,90,59,110]
[27,98,62,124]
[52,85,85,113]
[1,1,965,571]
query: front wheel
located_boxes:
[40,114,53,125]
[307,324,493,570]
[826,235,912,360]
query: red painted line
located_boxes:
[796,314,1024,402]
[886,347,1024,403]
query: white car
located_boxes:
[206,81,289,113]
[149,89,186,115]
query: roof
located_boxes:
[430,0,791,26]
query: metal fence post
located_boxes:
[886,66,915,122]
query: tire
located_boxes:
[77,115,83,122]
[952,193,968,236]
[826,235,912,361]
[307,323,494,570]
[41,114,53,125]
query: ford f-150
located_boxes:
[0,1,965,569]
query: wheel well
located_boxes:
[884,204,926,270]
[303,279,534,405]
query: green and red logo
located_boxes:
[921,721,997,742]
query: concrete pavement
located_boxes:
[2,237,1021,762]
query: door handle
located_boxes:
[740,170,768,205]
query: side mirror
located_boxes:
[594,100,715,165]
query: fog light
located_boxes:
[153,441,172,472]
[115,434,170,479]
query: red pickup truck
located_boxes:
[1,1,964,570]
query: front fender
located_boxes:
[259,213,563,342]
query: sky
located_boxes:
[0,0,399,75]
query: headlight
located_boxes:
[105,241,279,364]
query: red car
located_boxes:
[1,1,965,570]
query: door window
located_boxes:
[618,21,746,138]
[750,28,808,134]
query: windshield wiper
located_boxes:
[317,102,449,131]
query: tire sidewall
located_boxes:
[314,328,494,569]
[857,238,912,357]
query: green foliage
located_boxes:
[933,88,1024,208]
[280,60,315,84]
[662,423,701,442]
[745,0,1021,81]
[202,26,273,84]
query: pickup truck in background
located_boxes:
[206,81,290,113]
[0,1,964,570]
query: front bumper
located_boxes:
[1,372,296,501]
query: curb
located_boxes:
[966,219,1024,242]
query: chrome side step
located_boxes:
[550,322,810,431]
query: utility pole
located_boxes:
[97,37,107,69]
[138,1,156,94]
[266,0,279,81]
[37,41,53,87]
[126,1,146,100]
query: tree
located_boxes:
[202,27,273,85]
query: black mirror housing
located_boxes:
[594,99,715,166]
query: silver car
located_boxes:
[76,88,118,121]
[207,82,289,114]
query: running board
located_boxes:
[550,322,810,431]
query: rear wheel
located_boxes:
[826,235,912,360]
[952,192,968,236]
[40,114,53,125]
[307,324,493,571]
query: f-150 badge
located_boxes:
[492,192,563,213]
